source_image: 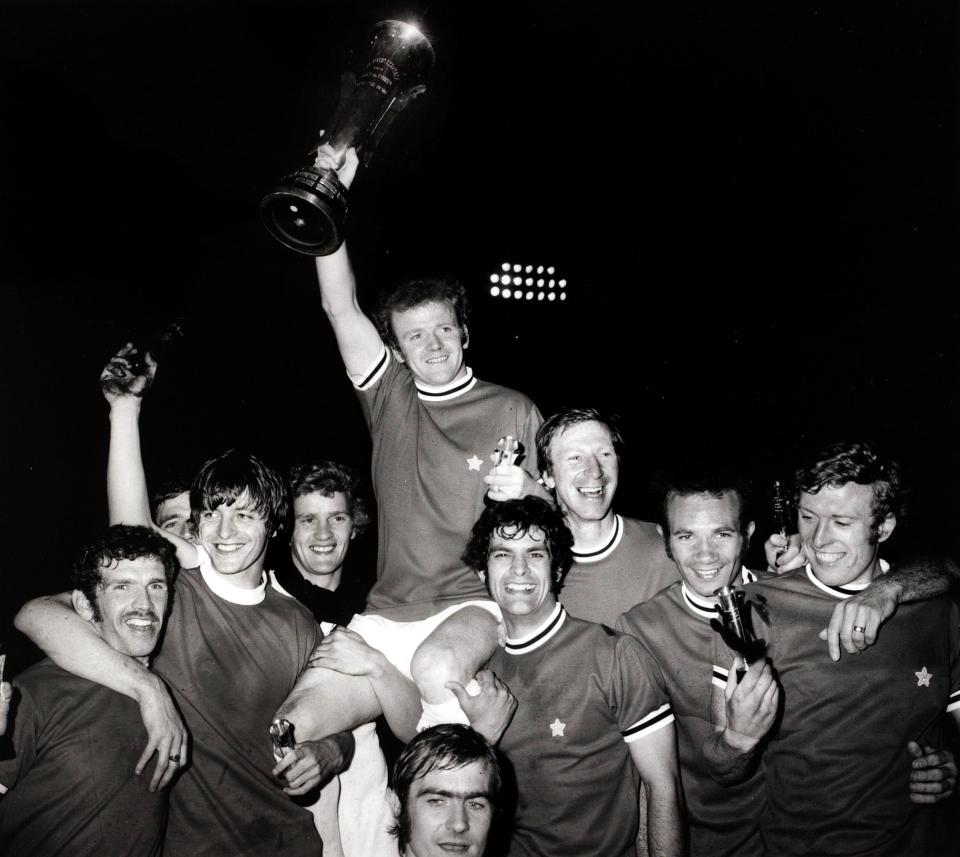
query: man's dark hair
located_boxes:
[289,461,370,535]
[535,407,624,477]
[462,497,574,590]
[150,478,192,522]
[190,449,289,534]
[794,441,905,532]
[652,463,754,559]
[390,724,500,853]
[373,278,470,352]
[72,525,178,621]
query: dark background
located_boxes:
[2,1,958,670]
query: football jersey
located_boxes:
[561,515,678,626]
[355,347,542,620]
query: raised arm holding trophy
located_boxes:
[261,20,434,256]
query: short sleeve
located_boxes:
[353,345,408,433]
[611,633,675,743]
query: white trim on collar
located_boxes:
[505,603,566,655]
[198,546,267,605]
[804,559,889,599]
[572,514,623,565]
[680,568,757,620]
[415,366,477,401]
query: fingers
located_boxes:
[272,749,297,778]
[822,602,845,662]
[445,680,471,707]
[723,659,739,700]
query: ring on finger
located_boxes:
[853,625,866,633]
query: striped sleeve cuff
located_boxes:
[712,664,728,690]
[948,688,960,714]
[622,702,674,743]
[352,346,389,391]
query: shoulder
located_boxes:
[619,516,662,544]
[472,377,538,410]
[618,582,682,631]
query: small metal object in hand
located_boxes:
[168,754,180,763]
[853,625,866,633]
[270,718,295,760]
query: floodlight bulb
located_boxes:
[547,292,556,301]
[559,279,566,287]
[525,291,534,300]
[536,266,544,274]
[501,262,510,272]
[525,265,533,273]
[514,290,522,299]
[537,291,545,301]
[502,288,512,298]
[536,279,544,287]
[560,293,567,301]
[501,275,511,286]
[490,286,500,296]
[547,266,555,275]
[513,264,521,273]
[525,278,533,286]
[490,274,500,284]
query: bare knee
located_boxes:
[410,608,499,702]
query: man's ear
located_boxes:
[656,524,664,538]
[746,521,756,544]
[541,472,555,491]
[876,513,896,543]
[477,570,486,584]
[461,326,470,349]
[390,346,405,365]
[72,589,96,622]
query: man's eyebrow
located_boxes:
[417,787,493,800]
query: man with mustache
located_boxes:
[0,526,176,855]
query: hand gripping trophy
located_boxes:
[261,20,435,256]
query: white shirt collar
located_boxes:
[197,545,267,605]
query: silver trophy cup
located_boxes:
[261,20,435,256]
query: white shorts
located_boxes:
[346,600,502,681]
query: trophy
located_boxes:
[260,20,435,256]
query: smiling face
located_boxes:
[390,300,468,387]
[662,491,754,599]
[83,557,169,663]
[197,489,271,587]
[483,525,556,637]
[798,481,894,587]
[543,420,619,526]
[290,490,355,587]
[405,762,495,857]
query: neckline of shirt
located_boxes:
[197,545,268,604]
[804,559,889,599]
[680,568,757,620]
[504,603,566,655]
[415,366,477,401]
[572,514,623,564]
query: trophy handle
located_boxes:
[360,84,429,167]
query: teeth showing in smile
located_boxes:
[215,544,243,553]
[426,355,448,363]
[126,618,155,630]
[694,567,721,578]
[309,545,335,554]
[815,551,844,565]
[578,487,604,497]
[505,583,536,593]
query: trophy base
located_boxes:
[260,167,348,256]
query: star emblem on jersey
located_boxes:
[915,666,932,687]
[549,718,566,738]
[467,454,483,471]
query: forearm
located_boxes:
[369,659,422,742]
[702,729,762,785]
[107,399,152,526]
[883,556,959,602]
[14,594,159,702]
[316,243,360,319]
[645,778,687,857]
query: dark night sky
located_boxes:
[2,1,958,667]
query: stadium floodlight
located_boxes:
[501,262,510,272]
[502,288,512,298]
[490,286,500,296]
